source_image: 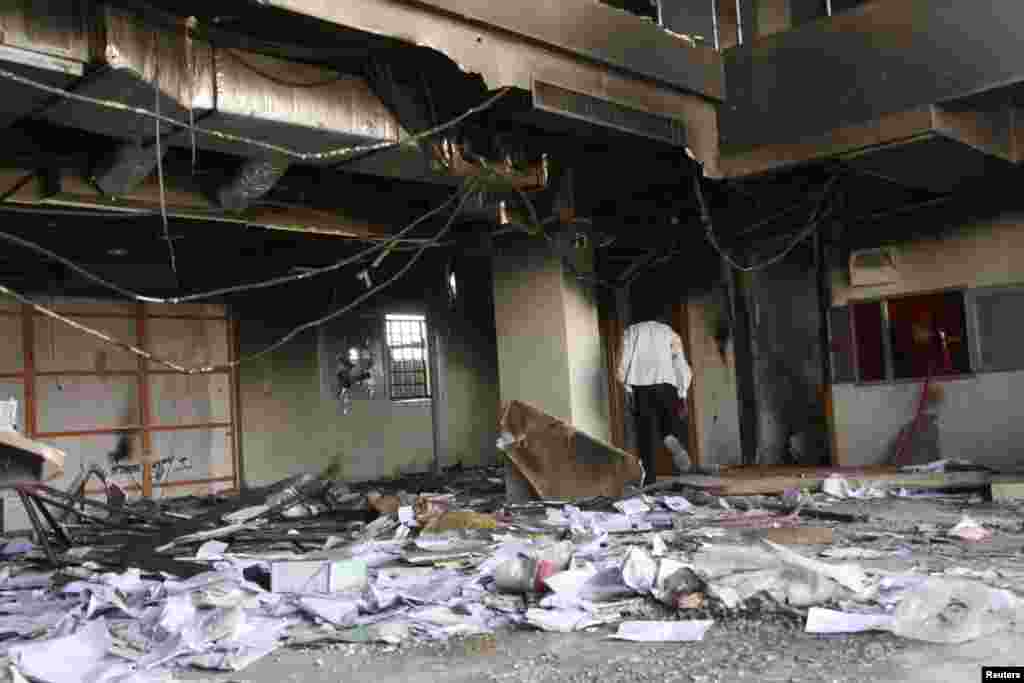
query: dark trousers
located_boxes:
[632,383,686,486]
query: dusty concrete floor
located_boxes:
[182,624,1024,683]
[179,493,1024,683]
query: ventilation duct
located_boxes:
[530,79,687,147]
[93,141,170,196]
[217,158,291,212]
[36,6,404,163]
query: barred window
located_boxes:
[385,314,430,400]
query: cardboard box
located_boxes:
[270,558,368,594]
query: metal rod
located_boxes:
[21,483,175,526]
[17,489,59,566]
[32,493,73,547]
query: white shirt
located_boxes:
[617,321,692,399]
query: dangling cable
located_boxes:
[152,38,179,288]
[0,182,468,304]
[695,169,839,273]
[0,65,510,165]
[0,178,480,375]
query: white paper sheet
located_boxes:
[525,608,600,633]
[297,597,359,627]
[611,620,714,642]
[196,542,229,560]
[223,505,269,524]
[820,547,889,560]
[621,549,657,594]
[614,498,651,516]
[544,568,598,595]
[948,515,993,542]
[9,619,112,683]
[398,506,418,527]
[805,608,894,634]
[660,497,694,513]
[765,541,874,597]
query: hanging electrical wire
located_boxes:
[0,65,510,165]
[152,42,180,288]
[0,181,469,304]
[223,48,346,89]
[510,187,629,291]
[0,178,481,375]
[695,170,839,273]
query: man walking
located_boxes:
[617,306,692,486]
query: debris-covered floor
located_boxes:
[2,461,1024,683]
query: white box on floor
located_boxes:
[270,558,368,594]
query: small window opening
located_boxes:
[852,291,970,383]
[385,314,431,400]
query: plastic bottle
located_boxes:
[887,578,1021,644]
[494,541,574,593]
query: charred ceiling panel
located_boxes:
[721,0,1024,155]
[840,135,1016,195]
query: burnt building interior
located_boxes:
[0,1,1024,681]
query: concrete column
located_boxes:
[492,237,610,441]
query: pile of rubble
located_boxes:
[1,461,1023,683]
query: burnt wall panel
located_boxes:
[750,253,828,464]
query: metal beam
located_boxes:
[263,0,722,174]
[0,167,395,238]
[721,0,1024,155]
[269,0,723,100]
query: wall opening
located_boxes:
[850,291,970,383]
[385,314,431,401]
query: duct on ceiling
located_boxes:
[34,4,405,163]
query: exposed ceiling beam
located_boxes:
[0,167,399,237]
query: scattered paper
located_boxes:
[820,547,889,560]
[822,475,885,500]
[222,505,269,524]
[544,567,598,595]
[805,608,894,634]
[611,620,713,642]
[621,548,658,594]
[398,506,418,527]
[0,541,34,556]
[298,596,359,627]
[765,541,874,598]
[948,515,992,542]
[8,619,112,683]
[650,534,667,557]
[901,459,972,473]
[614,498,651,516]
[525,608,600,633]
[660,497,694,513]
[196,541,229,560]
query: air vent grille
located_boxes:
[533,80,686,147]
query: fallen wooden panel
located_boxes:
[499,400,643,501]
[990,479,1024,503]
[755,527,835,546]
[0,430,65,485]
[664,468,992,496]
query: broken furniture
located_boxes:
[499,400,644,502]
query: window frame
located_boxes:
[965,283,1024,375]
[844,286,974,386]
[383,313,432,404]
